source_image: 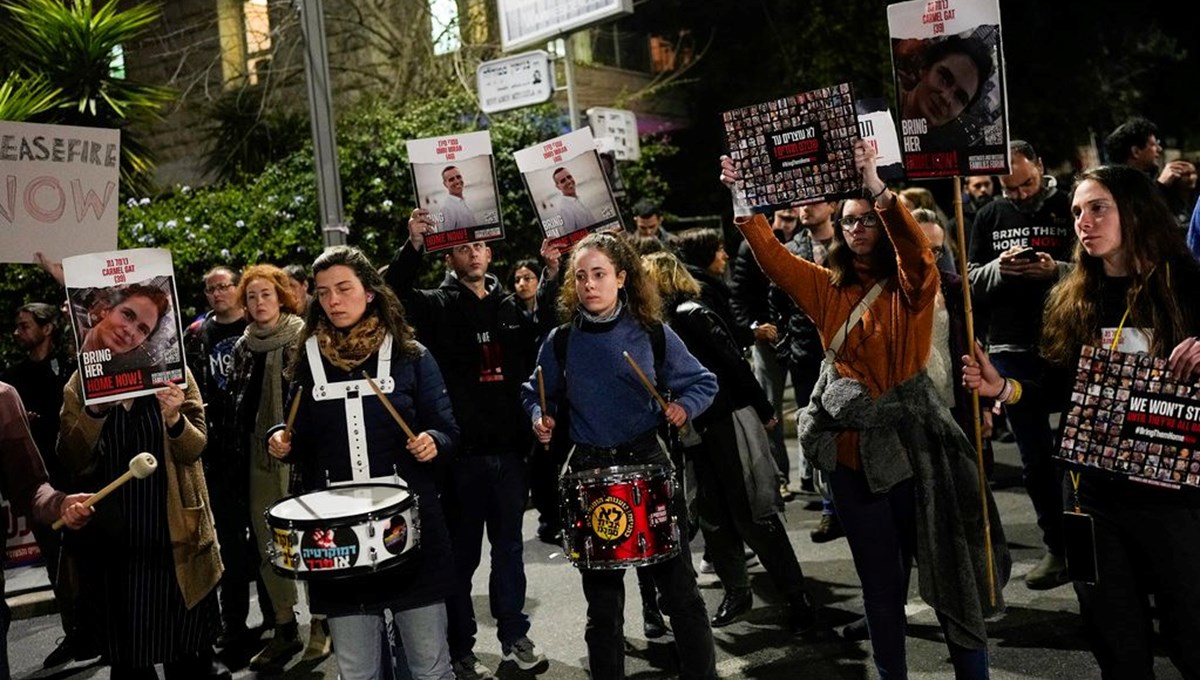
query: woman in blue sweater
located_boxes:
[521,232,718,679]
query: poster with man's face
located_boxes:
[887,0,1010,178]
[407,131,504,252]
[513,128,623,249]
[62,248,187,405]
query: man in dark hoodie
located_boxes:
[389,209,554,680]
[967,139,1074,590]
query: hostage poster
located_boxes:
[406,131,504,252]
[513,127,623,249]
[62,248,188,405]
[1058,345,1200,490]
[887,0,1010,179]
[721,83,861,213]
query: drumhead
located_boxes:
[267,483,413,528]
[562,464,670,484]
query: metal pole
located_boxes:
[563,33,579,130]
[297,0,347,247]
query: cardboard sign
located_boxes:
[0,121,120,263]
[856,98,906,182]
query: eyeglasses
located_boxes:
[838,212,881,230]
[204,282,235,294]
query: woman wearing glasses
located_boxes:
[721,139,1008,679]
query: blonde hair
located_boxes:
[642,251,701,299]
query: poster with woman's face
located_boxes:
[406,131,504,252]
[513,127,623,249]
[887,0,1009,179]
[62,248,186,405]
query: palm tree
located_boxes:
[0,73,61,122]
[0,0,175,193]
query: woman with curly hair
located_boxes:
[520,232,719,679]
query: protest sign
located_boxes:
[62,248,187,405]
[407,131,504,252]
[856,98,905,182]
[722,83,860,213]
[514,127,622,249]
[887,0,1010,178]
[0,121,120,263]
[1059,345,1200,490]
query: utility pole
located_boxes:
[297,0,347,247]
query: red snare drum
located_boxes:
[559,464,679,569]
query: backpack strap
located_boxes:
[826,279,887,361]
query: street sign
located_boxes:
[587,107,640,161]
[477,50,554,114]
[498,0,633,52]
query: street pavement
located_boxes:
[4,433,1186,679]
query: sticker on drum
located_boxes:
[383,514,410,555]
[300,526,360,571]
[588,496,634,542]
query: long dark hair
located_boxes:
[1042,165,1199,363]
[825,198,899,287]
[303,246,419,359]
[558,232,662,328]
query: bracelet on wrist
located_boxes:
[1003,378,1023,405]
[995,379,1013,403]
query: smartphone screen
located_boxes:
[1062,511,1098,584]
[1013,247,1040,262]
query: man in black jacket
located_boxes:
[967,140,1074,590]
[389,209,557,680]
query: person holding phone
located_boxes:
[966,140,1077,589]
[963,164,1200,678]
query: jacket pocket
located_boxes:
[181,502,216,551]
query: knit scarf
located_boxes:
[315,313,387,372]
[245,313,305,470]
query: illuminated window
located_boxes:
[429,0,461,55]
[109,45,126,80]
[244,0,272,85]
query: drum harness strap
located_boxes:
[552,321,668,476]
[305,333,398,486]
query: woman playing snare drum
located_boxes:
[267,246,458,680]
[520,232,719,679]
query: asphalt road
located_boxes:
[4,434,1186,679]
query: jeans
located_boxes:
[570,433,716,680]
[444,453,532,659]
[989,351,1064,555]
[751,340,789,482]
[329,604,453,680]
[831,466,989,680]
[1073,476,1200,679]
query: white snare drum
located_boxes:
[265,483,420,580]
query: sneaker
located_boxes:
[699,558,716,574]
[810,514,845,544]
[502,636,549,672]
[1025,552,1070,590]
[452,653,496,680]
[248,623,303,672]
[301,617,332,661]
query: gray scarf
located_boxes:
[244,313,304,470]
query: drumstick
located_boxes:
[361,370,417,441]
[281,390,302,443]
[52,453,157,530]
[622,351,692,438]
[536,365,550,452]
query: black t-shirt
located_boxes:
[198,315,247,420]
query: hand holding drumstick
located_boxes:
[360,371,440,462]
[52,453,157,530]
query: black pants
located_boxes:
[694,415,808,601]
[570,433,716,680]
[1074,475,1200,679]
